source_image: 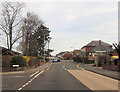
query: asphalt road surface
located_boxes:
[3,60,118,91]
[2,60,91,91]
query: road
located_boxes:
[21,60,90,90]
[2,60,119,91]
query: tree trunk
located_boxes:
[9,25,12,51]
[6,34,9,50]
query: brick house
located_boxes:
[62,52,73,60]
[81,40,113,57]
[0,46,21,56]
[113,50,118,56]
[56,51,66,59]
[72,50,81,57]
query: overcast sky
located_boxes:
[0,0,119,55]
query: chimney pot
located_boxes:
[99,40,101,45]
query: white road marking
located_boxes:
[29,71,39,77]
[63,66,67,70]
[77,64,79,69]
[34,71,43,78]
[78,64,84,70]
[18,87,22,90]
[17,70,44,91]
[22,85,26,88]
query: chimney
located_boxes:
[99,40,101,45]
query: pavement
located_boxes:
[2,60,119,91]
[68,69,119,90]
[79,63,120,80]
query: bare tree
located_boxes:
[17,12,51,56]
[0,2,25,50]
[22,12,44,56]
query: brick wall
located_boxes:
[2,55,13,71]
[102,60,120,71]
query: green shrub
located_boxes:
[83,57,94,64]
[104,60,107,65]
[36,56,44,60]
[114,59,118,65]
[45,58,50,62]
[28,57,38,67]
[98,63,102,67]
[73,56,81,62]
[108,60,111,65]
[11,56,26,67]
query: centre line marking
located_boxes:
[34,71,43,78]
[18,70,44,91]
[18,87,22,91]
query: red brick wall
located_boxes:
[102,60,120,71]
[2,55,13,71]
[113,51,118,56]
[63,53,73,60]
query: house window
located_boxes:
[89,53,92,56]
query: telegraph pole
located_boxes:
[24,18,27,56]
[22,26,24,55]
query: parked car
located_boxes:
[52,58,60,63]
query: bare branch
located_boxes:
[0,2,25,50]
[12,35,23,45]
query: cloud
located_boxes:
[89,19,118,34]
[0,1,118,55]
[61,2,117,22]
[26,2,57,15]
[0,0,119,2]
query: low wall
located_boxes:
[95,55,108,67]
[2,55,44,71]
[102,60,120,71]
[27,57,38,68]
[94,55,120,71]
[2,55,13,72]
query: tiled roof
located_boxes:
[89,45,114,52]
[0,46,21,55]
[85,40,112,47]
